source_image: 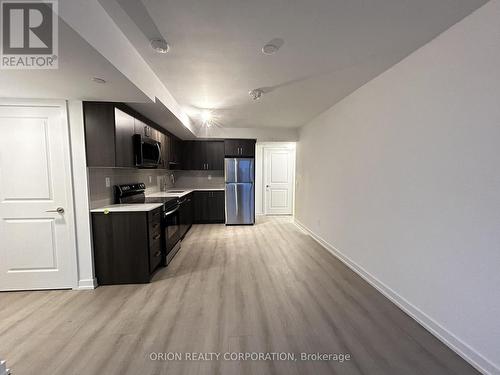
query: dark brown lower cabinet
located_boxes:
[91,207,163,285]
[193,191,225,223]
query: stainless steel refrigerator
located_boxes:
[225,158,255,225]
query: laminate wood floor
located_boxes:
[0,217,478,375]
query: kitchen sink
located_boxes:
[167,190,185,193]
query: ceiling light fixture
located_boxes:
[262,44,278,55]
[261,38,284,55]
[150,39,170,54]
[249,88,264,100]
[91,77,106,84]
[200,110,213,124]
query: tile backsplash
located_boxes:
[174,170,224,189]
[88,168,224,209]
[88,168,174,209]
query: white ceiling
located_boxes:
[108,0,486,129]
[0,19,149,103]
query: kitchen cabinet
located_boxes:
[193,191,225,223]
[206,141,224,170]
[91,207,164,285]
[83,102,116,167]
[182,141,224,170]
[114,108,136,168]
[169,136,183,168]
[224,139,256,158]
[83,101,178,170]
[160,132,170,169]
[179,193,193,238]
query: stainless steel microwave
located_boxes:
[133,134,161,168]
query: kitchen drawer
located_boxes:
[149,230,162,250]
[148,207,162,224]
[149,221,161,237]
[149,244,162,273]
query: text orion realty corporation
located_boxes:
[1,0,58,69]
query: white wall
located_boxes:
[197,126,298,142]
[67,101,96,289]
[295,1,500,374]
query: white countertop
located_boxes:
[90,188,225,213]
[90,203,164,213]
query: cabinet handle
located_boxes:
[154,250,161,257]
[153,234,161,240]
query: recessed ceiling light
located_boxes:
[91,77,106,84]
[150,39,170,54]
[249,88,264,100]
[262,44,278,55]
[262,38,284,55]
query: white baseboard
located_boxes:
[76,278,97,290]
[294,218,499,375]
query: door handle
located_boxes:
[266,185,269,188]
[46,207,65,214]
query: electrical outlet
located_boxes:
[105,177,110,188]
[208,174,212,180]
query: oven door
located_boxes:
[163,204,181,264]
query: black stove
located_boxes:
[115,183,178,210]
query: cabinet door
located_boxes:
[169,137,181,165]
[206,141,224,170]
[160,132,170,169]
[212,191,225,222]
[134,118,147,136]
[182,141,195,170]
[83,102,116,167]
[114,108,136,168]
[193,191,209,223]
[195,142,208,170]
[224,139,240,157]
[239,139,256,157]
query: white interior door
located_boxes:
[0,102,76,290]
[264,147,295,215]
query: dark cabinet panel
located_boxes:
[182,141,224,170]
[92,207,164,285]
[179,193,193,238]
[206,141,224,170]
[169,136,183,168]
[208,191,225,222]
[83,102,116,167]
[114,108,136,168]
[160,132,170,169]
[193,191,225,223]
[224,139,256,157]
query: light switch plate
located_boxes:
[149,176,152,183]
[105,177,111,188]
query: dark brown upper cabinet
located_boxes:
[182,141,224,170]
[114,108,136,168]
[168,136,183,169]
[83,101,177,170]
[83,102,116,167]
[224,139,256,158]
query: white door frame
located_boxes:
[0,98,79,290]
[262,143,296,216]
